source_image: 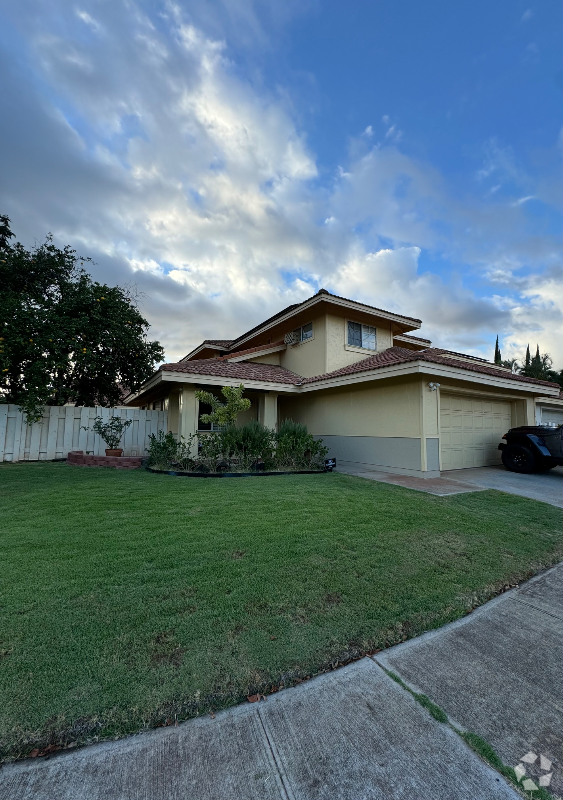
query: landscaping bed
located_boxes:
[145,466,329,477]
[1,461,562,762]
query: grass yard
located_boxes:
[1,462,562,760]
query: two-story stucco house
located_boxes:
[124,289,563,477]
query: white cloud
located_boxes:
[512,195,535,206]
[521,9,534,22]
[0,0,561,368]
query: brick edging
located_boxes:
[67,451,143,470]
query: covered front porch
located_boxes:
[166,384,280,440]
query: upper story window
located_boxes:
[347,321,376,351]
[291,322,313,343]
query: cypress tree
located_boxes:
[525,344,530,367]
[494,335,502,364]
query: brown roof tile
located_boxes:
[160,358,301,385]
[302,346,560,388]
[159,346,560,392]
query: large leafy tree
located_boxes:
[0,215,164,421]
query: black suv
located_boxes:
[498,425,563,473]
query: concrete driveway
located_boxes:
[444,464,563,508]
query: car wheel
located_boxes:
[501,444,536,473]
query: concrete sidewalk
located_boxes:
[0,663,518,800]
[378,561,563,796]
[2,564,562,799]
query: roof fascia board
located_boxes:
[124,371,163,403]
[418,363,560,394]
[437,384,535,402]
[535,396,563,407]
[394,334,431,345]
[231,294,421,350]
[300,360,560,395]
[160,371,299,393]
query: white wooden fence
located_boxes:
[0,405,168,462]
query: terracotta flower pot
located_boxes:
[105,448,123,457]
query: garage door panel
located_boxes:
[440,394,511,469]
[541,408,563,426]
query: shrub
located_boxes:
[82,416,132,450]
[146,420,328,473]
[146,430,196,471]
[275,419,329,470]
[220,421,276,471]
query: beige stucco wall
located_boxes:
[247,352,281,365]
[279,376,423,438]
[325,314,394,374]
[279,314,327,378]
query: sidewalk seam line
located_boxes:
[256,708,295,800]
[512,596,563,622]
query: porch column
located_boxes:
[259,392,278,430]
[420,380,441,476]
[168,390,181,436]
[179,385,199,454]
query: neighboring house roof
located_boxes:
[301,346,561,388]
[160,358,301,385]
[432,348,490,363]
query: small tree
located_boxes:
[82,416,132,450]
[195,384,251,427]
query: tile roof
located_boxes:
[157,346,560,392]
[301,346,561,388]
[160,358,301,385]
[313,288,422,324]
[203,339,233,347]
[228,288,421,348]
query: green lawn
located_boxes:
[1,462,562,760]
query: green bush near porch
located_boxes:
[0,462,562,760]
[146,420,329,473]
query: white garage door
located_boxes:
[540,407,563,426]
[440,394,512,470]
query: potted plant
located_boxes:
[82,416,133,457]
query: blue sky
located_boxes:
[1,0,561,365]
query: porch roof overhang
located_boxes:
[124,369,301,405]
[124,357,560,406]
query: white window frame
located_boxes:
[290,321,314,344]
[345,319,377,353]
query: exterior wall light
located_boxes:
[428,382,441,391]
